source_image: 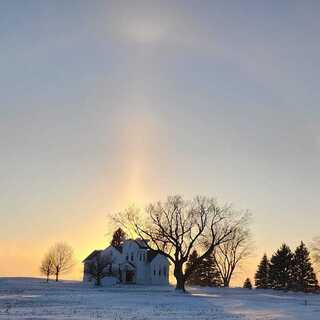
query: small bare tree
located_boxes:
[49,242,75,281]
[115,195,243,291]
[86,252,113,286]
[40,252,54,282]
[311,237,320,272]
[213,213,252,287]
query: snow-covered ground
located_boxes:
[0,278,320,319]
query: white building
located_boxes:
[83,239,169,285]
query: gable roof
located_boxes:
[134,238,149,248]
[82,250,102,263]
[147,250,159,262]
[113,245,123,253]
[119,261,136,268]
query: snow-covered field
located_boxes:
[0,278,320,319]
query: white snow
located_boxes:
[0,278,320,319]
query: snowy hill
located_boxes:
[0,277,319,319]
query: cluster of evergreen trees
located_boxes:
[255,242,319,292]
[185,250,222,287]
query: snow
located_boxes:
[100,276,118,286]
[0,278,320,319]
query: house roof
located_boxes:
[83,240,167,264]
[134,238,149,248]
[82,250,102,263]
[147,250,159,262]
[119,261,136,268]
[113,246,123,253]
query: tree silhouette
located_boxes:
[116,196,241,291]
[185,250,222,287]
[85,251,113,286]
[49,242,74,281]
[243,278,252,289]
[40,253,54,282]
[311,237,320,272]
[269,244,293,290]
[255,254,270,289]
[213,213,251,287]
[111,228,127,248]
[291,242,318,292]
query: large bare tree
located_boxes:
[212,213,252,287]
[116,195,243,291]
[39,252,54,282]
[48,242,75,281]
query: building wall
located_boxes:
[122,240,149,284]
[150,254,169,285]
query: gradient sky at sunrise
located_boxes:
[1,1,320,284]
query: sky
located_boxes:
[1,1,320,284]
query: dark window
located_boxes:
[131,253,134,261]
[126,254,129,261]
[154,269,156,276]
[163,266,166,276]
[159,268,161,276]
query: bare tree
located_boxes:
[311,237,320,272]
[49,242,75,281]
[115,195,243,291]
[213,213,252,287]
[40,252,54,282]
[85,252,113,286]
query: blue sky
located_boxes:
[0,1,319,281]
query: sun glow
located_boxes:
[126,20,167,44]
[109,13,169,45]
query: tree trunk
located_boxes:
[174,264,186,292]
[46,273,49,282]
[96,275,101,286]
[55,272,59,282]
[223,278,229,287]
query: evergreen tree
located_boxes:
[185,251,200,285]
[291,242,318,292]
[110,228,127,248]
[185,250,222,287]
[255,254,270,289]
[269,244,293,290]
[243,278,252,289]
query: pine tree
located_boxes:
[110,228,126,248]
[185,250,222,287]
[243,278,252,289]
[185,251,200,285]
[290,242,318,292]
[269,244,293,290]
[255,254,270,289]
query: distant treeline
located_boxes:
[255,242,319,292]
